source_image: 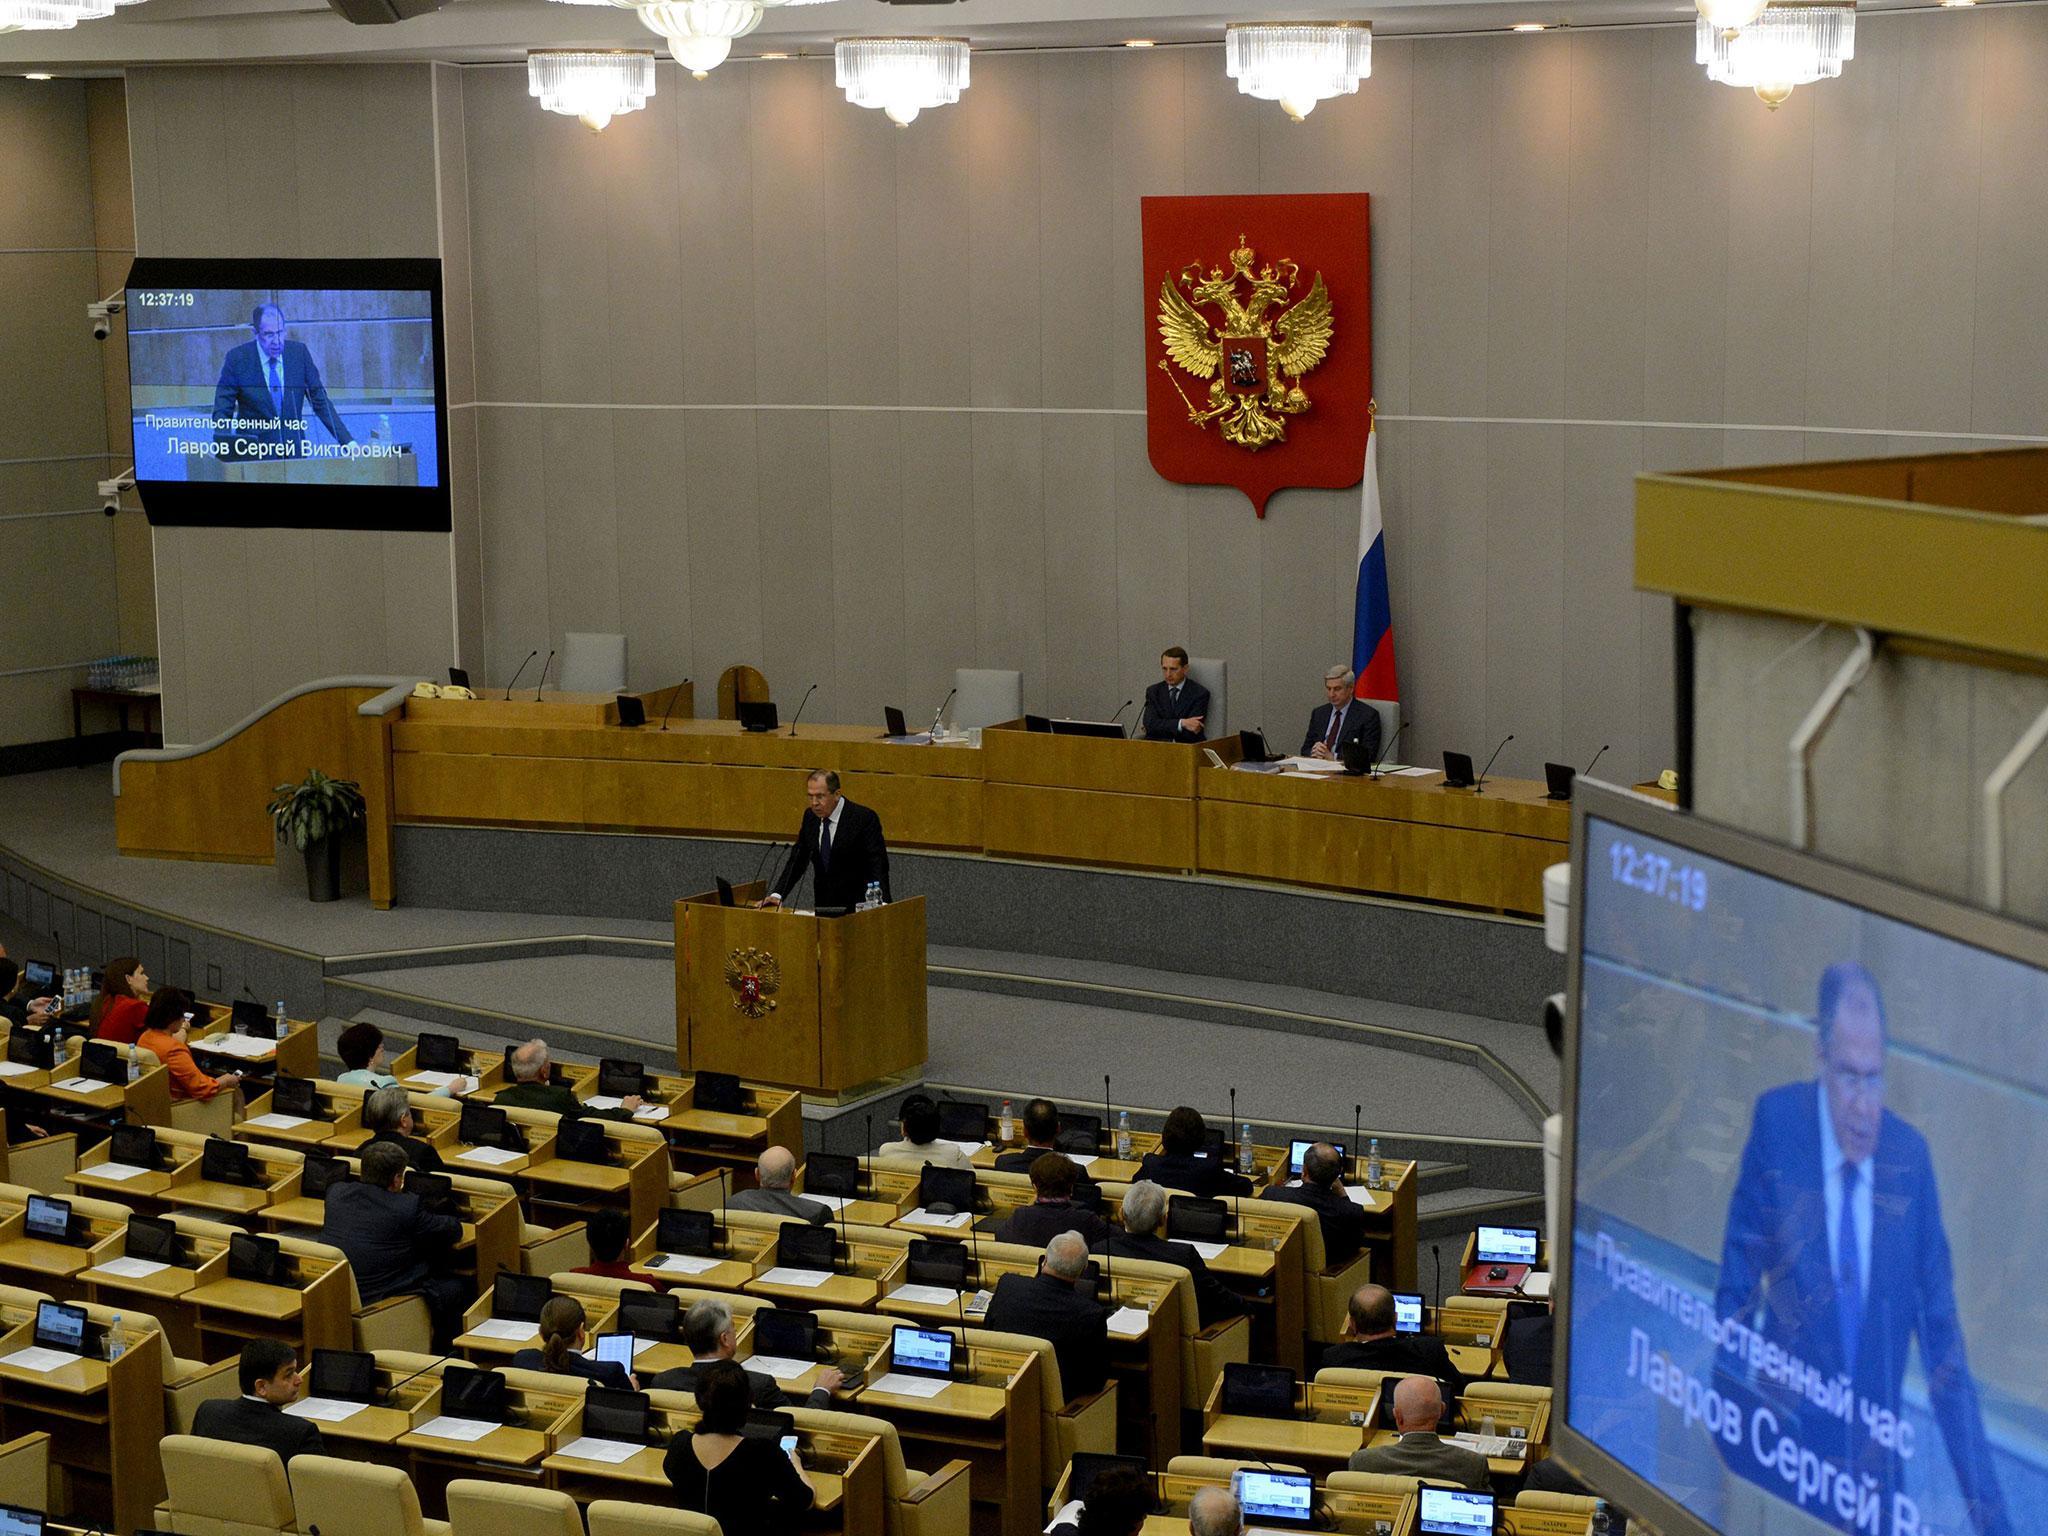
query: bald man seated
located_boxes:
[1345,1374,1491,1490]
[1188,1487,1245,1536]
[727,1146,832,1224]
[1319,1282,1470,1402]
[982,1230,1111,1401]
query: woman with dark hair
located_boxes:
[508,1295,634,1389]
[334,1022,397,1088]
[136,987,241,1101]
[573,1207,660,1286]
[91,956,149,1044]
[663,1358,815,1535]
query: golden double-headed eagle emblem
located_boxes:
[724,946,780,1019]
[1156,236,1335,452]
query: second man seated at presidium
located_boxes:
[761,769,890,911]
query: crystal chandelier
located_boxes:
[528,49,657,132]
[1224,21,1372,122]
[1694,0,1768,29]
[834,36,969,127]
[0,0,140,33]
[1698,1,1855,108]
[619,0,831,76]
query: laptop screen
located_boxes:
[33,1300,86,1354]
[804,1151,861,1198]
[583,1384,650,1443]
[936,1099,986,1142]
[917,1165,976,1215]
[415,1032,463,1072]
[1287,1138,1347,1175]
[110,1124,159,1170]
[1067,1452,1148,1506]
[597,1057,646,1098]
[230,997,275,1037]
[228,1232,285,1284]
[21,960,55,993]
[693,1070,743,1113]
[555,1117,609,1164]
[592,1333,636,1370]
[1053,1113,1099,1155]
[303,1154,350,1199]
[906,1239,971,1291]
[270,1075,318,1118]
[24,1196,70,1242]
[1474,1225,1539,1265]
[1417,1488,1496,1536]
[891,1325,955,1378]
[79,1040,127,1086]
[459,1101,511,1147]
[125,1214,180,1264]
[310,1348,378,1403]
[1166,1197,1230,1244]
[0,1504,43,1536]
[1393,1292,1425,1335]
[883,706,908,737]
[617,1290,679,1341]
[7,1028,53,1069]
[441,1365,508,1423]
[752,1308,817,1363]
[494,1271,553,1322]
[1219,1362,1296,1418]
[777,1224,836,1273]
[201,1137,256,1186]
[657,1207,716,1258]
[1234,1470,1315,1527]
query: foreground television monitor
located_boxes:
[124,256,449,531]
[1557,782,2045,1536]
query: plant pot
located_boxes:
[303,835,343,903]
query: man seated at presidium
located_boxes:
[1346,1374,1491,1490]
[1301,664,1382,763]
[192,1338,324,1463]
[212,303,355,460]
[496,1036,640,1119]
[761,769,890,911]
[728,1146,832,1225]
[983,1231,1111,1401]
[1139,645,1209,741]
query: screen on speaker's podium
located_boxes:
[1561,788,2048,1536]
[123,256,450,531]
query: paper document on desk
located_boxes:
[867,1371,951,1399]
[199,1034,276,1059]
[558,1435,646,1464]
[52,1076,103,1094]
[89,1256,169,1280]
[745,1354,815,1381]
[647,1252,720,1275]
[407,1069,467,1090]
[468,1318,539,1342]
[89,1161,150,1182]
[804,1193,854,1211]
[1281,755,1350,773]
[758,1266,835,1289]
[456,1145,524,1167]
[1,1346,80,1374]
[0,1061,36,1077]
[245,1112,311,1130]
[965,1289,993,1315]
[1065,1154,1099,1171]
[633,1104,670,1122]
[415,1415,498,1442]
[1342,1184,1384,1207]
[1385,764,1435,776]
[903,1208,971,1229]
[287,1397,368,1423]
[888,1284,961,1307]
[1522,1271,1553,1299]
[937,1139,990,1159]
[1185,1240,1229,1261]
[1449,1432,1525,1458]
[584,1095,625,1110]
[1106,1306,1150,1339]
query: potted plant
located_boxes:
[268,769,367,902]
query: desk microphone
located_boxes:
[750,831,799,905]
[658,678,694,732]
[788,683,819,737]
[927,686,957,738]
[1473,734,1514,795]
[1582,743,1611,778]
[718,1166,729,1253]
[1108,699,1134,736]
[502,649,538,701]
[381,1353,451,1404]
[1369,721,1409,779]
[533,649,556,702]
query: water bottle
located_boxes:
[274,998,288,1032]
[106,1313,127,1362]
[1238,1122,1254,1175]
[998,1099,1014,1143]
[1590,1501,1613,1536]
[1367,1137,1383,1190]
[1116,1111,1132,1161]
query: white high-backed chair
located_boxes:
[560,632,628,694]
[951,669,1022,732]
[1187,656,1228,738]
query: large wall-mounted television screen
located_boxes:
[124,256,450,531]
[1558,782,2043,1536]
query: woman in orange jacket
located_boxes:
[136,988,242,1103]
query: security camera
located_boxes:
[98,472,133,515]
[87,297,124,342]
[1543,991,1565,1059]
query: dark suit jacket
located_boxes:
[494,1079,632,1122]
[1092,1229,1247,1326]
[773,799,890,910]
[508,1346,634,1391]
[1347,1430,1491,1490]
[993,1199,1113,1251]
[358,1128,444,1177]
[1715,1081,2008,1534]
[211,339,352,457]
[1264,1179,1368,1266]
[647,1359,830,1411]
[318,1180,461,1303]
[729,1187,831,1225]
[983,1271,1110,1401]
[1134,1149,1251,1200]
[1320,1332,1470,1406]
[1139,678,1211,742]
[1301,698,1382,761]
[1502,1312,1553,1387]
[192,1394,325,1463]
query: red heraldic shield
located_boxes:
[1142,193,1372,517]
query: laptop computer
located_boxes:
[555,1117,612,1165]
[1417,1487,1496,1536]
[1066,1452,1150,1508]
[0,1504,45,1536]
[890,1325,958,1380]
[1237,728,1286,764]
[656,1207,718,1259]
[494,1271,553,1322]
[1286,1138,1347,1176]
[6,1028,54,1070]
[597,1057,648,1099]
[582,1384,654,1444]
[448,667,471,690]
[1166,1196,1230,1245]
[24,1195,81,1247]
[270,1074,318,1119]
[936,1098,986,1143]
[883,706,909,738]
[228,1232,293,1286]
[592,1333,637,1372]
[1341,733,1378,775]
[905,1239,971,1291]
[302,1153,351,1199]
[21,960,55,995]
[201,1137,260,1187]
[34,1300,93,1356]
[917,1165,976,1217]
[803,1151,862,1199]
[752,1307,820,1363]
[1393,1291,1427,1335]
[1441,750,1477,789]
[1233,1469,1316,1529]
[777,1223,838,1275]
[1050,718,1125,739]
[616,1289,680,1342]
[109,1124,163,1171]
[1024,714,1053,733]
[1219,1361,1297,1418]
[1543,761,1575,801]
[615,694,647,728]
[693,1070,744,1113]
[415,1032,464,1073]
[459,1101,525,1153]
[78,1040,127,1087]
[1465,1224,1540,1292]
[124,1213,184,1266]
[440,1365,508,1424]
[1053,1112,1100,1156]
[737,700,778,733]
[310,1348,379,1404]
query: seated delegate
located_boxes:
[875,1092,973,1168]
[1321,1282,1470,1402]
[727,1146,831,1224]
[191,1339,324,1463]
[357,1083,445,1175]
[1263,1140,1367,1264]
[510,1294,636,1389]
[136,987,242,1103]
[983,1231,1111,1401]
[336,1020,471,1096]
[1345,1374,1490,1490]
[663,1358,816,1536]
[1300,664,1381,762]
[90,955,149,1044]
[496,1037,639,1119]
[648,1297,842,1409]
[1134,1105,1252,1199]
[993,1152,1114,1249]
[1046,1463,1156,1536]
[1092,1179,1247,1326]
[319,1140,467,1348]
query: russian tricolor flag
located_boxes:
[1351,416,1398,703]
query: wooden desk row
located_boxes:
[1046,1468,1593,1536]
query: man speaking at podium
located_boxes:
[212,303,356,461]
[760,769,890,911]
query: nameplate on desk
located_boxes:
[1186,1240,1229,1261]
[757,1265,835,1289]
[414,1414,498,1442]
[407,1069,467,1090]
[89,1256,169,1281]
[1,1346,82,1374]
[646,1252,720,1275]
[469,1318,539,1342]
[457,1146,524,1167]
[89,1162,151,1182]
[245,1112,312,1130]
[557,1435,645,1464]
[51,1076,103,1095]
[867,1371,951,1399]
[1106,1306,1150,1339]
[287,1396,369,1423]
[903,1208,971,1229]
[888,1284,961,1307]
[745,1354,815,1381]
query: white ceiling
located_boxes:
[0,0,1988,76]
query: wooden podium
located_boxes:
[674,882,927,1096]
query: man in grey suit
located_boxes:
[727,1146,832,1225]
[1346,1375,1490,1490]
[646,1296,842,1408]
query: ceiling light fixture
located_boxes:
[1694,0,1769,31]
[1511,22,1547,31]
[1224,20,1371,122]
[0,0,139,33]
[1124,38,1154,47]
[528,49,656,131]
[834,35,969,127]
[1698,1,1854,108]
[636,0,760,76]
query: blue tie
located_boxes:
[817,817,833,871]
[266,357,283,418]
[1836,1162,1862,1371]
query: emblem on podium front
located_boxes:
[724,947,781,1018]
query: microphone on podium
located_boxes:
[1369,721,1409,779]
[533,650,556,702]
[1582,743,1611,778]
[789,683,819,737]
[502,650,538,701]
[1474,733,1515,795]
[1108,699,1134,737]
[927,687,957,737]
[658,679,694,732]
